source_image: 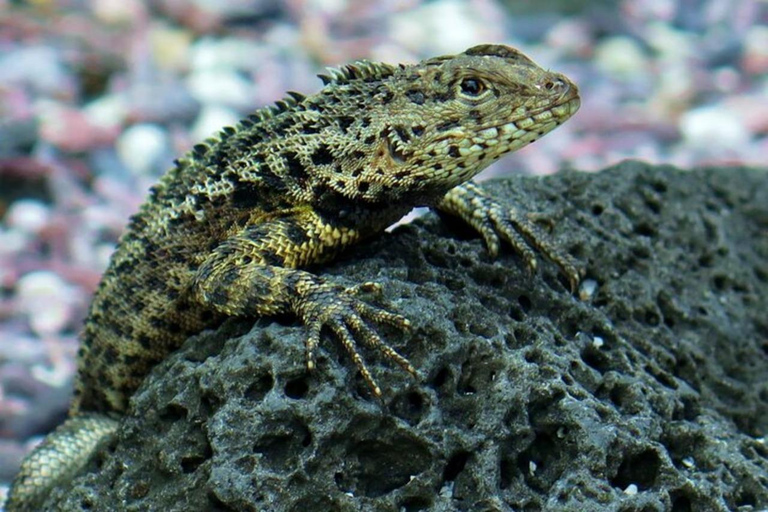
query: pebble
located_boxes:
[149,23,194,71]
[15,271,76,337]
[36,99,120,151]
[91,0,147,25]
[190,104,243,143]
[82,94,128,132]
[0,46,71,96]
[679,104,750,151]
[0,228,28,256]
[646,21,693,63]
[186,69,255,109]
[116,124,172,177]
[391,0,500,56]
[593,36,649,79]
[189,37,264,75]
[4,200,50,235]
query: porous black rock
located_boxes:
[51,161,768,511]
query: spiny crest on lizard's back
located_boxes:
[165,44,579,224]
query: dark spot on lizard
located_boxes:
[432,89,454,102]
[284,151,307,185]
[231,179,262,209]
[337,116,354,132]
[436,119,460,132]
[104,347,118,365]
[406,90,425,104]
[394,126,411,142]
[137,335,152,350]
[379,88,394,104]
[167,322,182,334]
[285,222,309,246]
[209,288,229,307]
[301,123,320,135]
[311,144,334,166]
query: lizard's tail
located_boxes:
[5,414,118,511]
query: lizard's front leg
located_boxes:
[435,181,582,291]
[191,212,416,396]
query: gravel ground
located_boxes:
[0,0,766,501]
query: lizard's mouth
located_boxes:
[491,95,581,132]
[430,95,581,146]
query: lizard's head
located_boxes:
[385,44,580,195]
[311,44,579,203]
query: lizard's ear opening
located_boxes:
[384,127,409,164]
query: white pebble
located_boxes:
[679,105,750,150]
[190,105,242,143]
[117,123,171,176]
[646,21,693,62]
[0,46,68,94]
[190,37,262,72]
[594,36,649,78]
[83,93,128,130]
[91,0,145,24]
[391,0,489,55]
[0,228,28,255]
[149,24,193,70]
[579,278,598,300]
[186,69,254,109]
[623,483,638,495]
[5,199,50,234]
[16,271,75,337]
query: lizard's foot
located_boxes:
[297,281,416,397]
[481,199,581,292]
[439,182,582,292]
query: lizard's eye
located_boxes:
[459,78,485,96]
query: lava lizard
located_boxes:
[6,44,581,510]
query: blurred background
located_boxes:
[0,0,766,499]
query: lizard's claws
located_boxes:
[300,283,416,397]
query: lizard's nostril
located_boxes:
[544,78,568,93]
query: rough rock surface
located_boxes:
[50,161,768,511]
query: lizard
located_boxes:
[5,44,581,510]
